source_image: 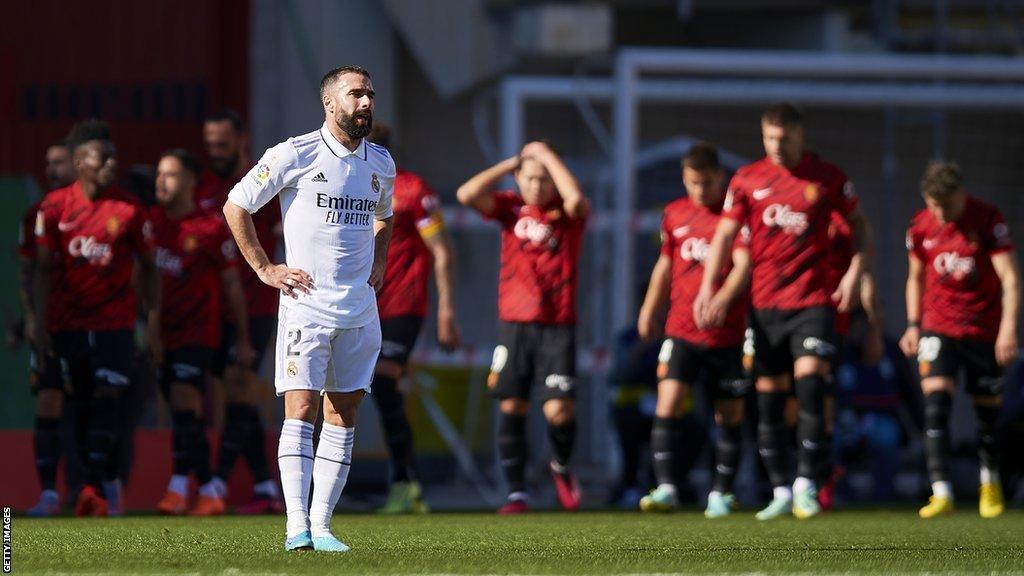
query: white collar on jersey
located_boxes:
[319,122,368,160]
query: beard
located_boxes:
[210,156,239,178]
[337,109,373,140]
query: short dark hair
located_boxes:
[319,65,371,100]
[159,148,202,179]
[204,108,245,132]
[682,142,721,172]
[66,119,112,151]
[48,140,70,151]
[921,160,962,201]
[761,103,802,127]
[367,122,390,149]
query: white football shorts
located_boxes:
[274,306,382,396]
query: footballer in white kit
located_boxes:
[223,65,394,553]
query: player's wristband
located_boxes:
[907,321,920,329]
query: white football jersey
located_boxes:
[228,122,395,329]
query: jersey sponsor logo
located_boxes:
[762,204,808,235]
[513,216,555,246]
[68,235,113,265]
[544,374,574,392]
[251,163,271,186]
[752,187,772,200]
[154,247,184,276]
[311,172,328,183]
[933,251,975,280]
[679,237,710,263]
[317,193,379,226]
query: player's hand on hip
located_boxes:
[259,263,313,299]
[437,309,461,352]
[995,329,1019,367]
[899,326,920,357]
[368,262,385,293]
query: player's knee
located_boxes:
[794,356,828,379]
[35,389,63,418]
[324,391,364,427]
[224,371,251,403]
[500,397,530,416]
[921,377,955,395]
[284,391,319,422]
[755,375,790,393]
[169,383,202,414]
[971,393,1002,408]
[375,360,404,381]
[714,399,744,427]
[655,380,688,418]
[543,399,574,426]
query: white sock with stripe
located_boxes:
[278,419,314,539]
[309,423,355,538]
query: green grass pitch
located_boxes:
[13,510,1024,574]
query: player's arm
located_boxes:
[136,249,163,362]
[221,267,255,368]
[17,254,35,345]
[834,207,873,313]
[31,244,53,359]
[521,141,588,219]
[637,254,671,343]
[223,202,312,299]
[704,246,751,328]
[899,253,924,358]
[421,218,461,351]
[456,156,519,216]
[991,250,1021,367]
[695,217,742,329]
[859,270,885,365]
[368,216,393,292]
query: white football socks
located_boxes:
[309,423,355,538]
[278,419,315,538]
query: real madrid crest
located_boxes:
[371,173,380,194]
[287,361,298,377]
